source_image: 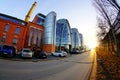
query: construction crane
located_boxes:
[25,1,37,22]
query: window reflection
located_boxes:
[56,22,71,50]
[71,28,80,49]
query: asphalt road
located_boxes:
[0,51,94,80]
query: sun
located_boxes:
[88,41,98,49]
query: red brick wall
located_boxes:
[42,44,55,54]
[0,19,26,51]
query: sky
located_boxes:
[0,0,98,48]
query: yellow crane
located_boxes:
[25,1,37,22]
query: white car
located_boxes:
[20,48,33,58]
[51,51,67,57]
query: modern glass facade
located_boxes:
[71,28,80,50]
[56,19,71,52]
[43,11,56,45]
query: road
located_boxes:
[0,51,95,80]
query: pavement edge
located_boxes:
[89,51,97,80]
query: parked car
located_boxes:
[0,45,16,57]
[71,50,81,54]
[35,50,47,59]
[51,50,67,57]
[20,48,33,58]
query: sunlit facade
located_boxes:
[71,28,80,50]
[56,19,71,52]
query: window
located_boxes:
[33,29,38,45]
[38,30,42,47]
[1,35,6,42]
[4,24,9,32]
[15,27,20,34]
[13,38,18,45]
[28,28,34,46]
[37,18,44,25]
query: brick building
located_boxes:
[0,13,44,52]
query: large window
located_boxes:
[13,38,18,45]
[38,30,42,47]
[1,35,6,42]
[33,29,38,45]
[4,24,9,32]
[28,28,34,46]
[15,27,20,34]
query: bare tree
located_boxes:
[96,17,108,40]
[93,0,120,56]
[108,0,120,11]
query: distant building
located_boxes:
[71,28,80,50]
[79,33,83,49]
[56,19,72,52]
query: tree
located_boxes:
[93,0,120,56]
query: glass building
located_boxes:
[43,11,56,45]
[79,33,83,47]
[56,19,71,52]
[71,28,80,50]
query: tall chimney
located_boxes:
[25,2,37,22]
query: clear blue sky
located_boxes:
[0,0,98,47]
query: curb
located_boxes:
[89,51,97,80]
